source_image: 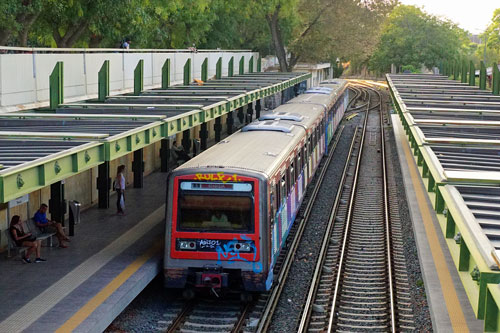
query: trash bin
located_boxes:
[68,200,81,236]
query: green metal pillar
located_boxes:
[97,60,109,102]
[461,60,467,83]
[239,56,244,75]
[228,57,234,77]
[201,57,208,82]
[493,62,500,95]
[49,61,64,110]
[161,58,170,89]
[469,61,475,86]
[453,61,459,80]
[257,56,261,72]
[480,61,486,90]
[184,58,191,85]
[439,62,443,76]
[249,56,254,73]
[216,57,222,79]
[134,59,144,95]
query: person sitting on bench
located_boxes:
[10,215,45,263]
[33,203,70,248]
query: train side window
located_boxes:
[290,161,295,186]
[270,186,276,219]
[296,155,300,180]
[293,156,300,182]
[280,175,286,203]
[275,182,280,207]
[286,168,291,194]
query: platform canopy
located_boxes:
[0,71,310,203]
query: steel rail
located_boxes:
[378,86,397,332]
[166,300,196,333]
[296,125,360,332]
[255,124,346,333]
[326,88,371,333]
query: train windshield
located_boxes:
[177,182,254,232]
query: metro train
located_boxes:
[164,79,349,293]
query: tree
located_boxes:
[0,0,44,46]
[477,8,500,64]
[369,5,468,73]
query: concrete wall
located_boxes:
[0,49,259,112]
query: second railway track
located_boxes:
[298,83,416,332]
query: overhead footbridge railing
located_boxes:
[387,73,500,330]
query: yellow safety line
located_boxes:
[399,120,469,332]
[56,241,163,333]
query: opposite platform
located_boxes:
[392,113,483,332]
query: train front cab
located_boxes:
[164,170,270,292]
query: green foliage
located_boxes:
[476,8,500,64]
[369,5,468,73]
[401,64,420,73]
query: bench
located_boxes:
[26,219,57,247]
[4,228,29,259]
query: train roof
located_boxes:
[174,79,347,178]
[288,80,347,110]
[175,120,305,177]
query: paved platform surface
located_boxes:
[0,171,168,333]
[392,113,484,332]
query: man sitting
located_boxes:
[33,204,70,248]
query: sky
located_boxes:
[399,0,498,34]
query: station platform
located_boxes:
[0,171,167,333]
[392,113,483,332]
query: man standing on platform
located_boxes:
[34,203,70,248]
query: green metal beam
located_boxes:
[228,57,234,77]
[461,59,468,83]
[98,60,109,102]
[161,58,170,89]
[239,56,244,75]
[201,57,208,82]
[493,62,500,95]
[469,60,475,86]
[0,142,104,203]
[134,59,144,95]
[216,57,222,79]
[480,61,486,90]
[249,56,254,73]
[257,56,261,72]
[184,58,191,85]
[49,61,64,110]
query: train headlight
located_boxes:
[234,242,252,252]
[179,240,196,250]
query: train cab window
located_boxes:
[177,182,254,233]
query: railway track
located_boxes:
[297,83,415,332]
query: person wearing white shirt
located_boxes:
[115,165,126,215]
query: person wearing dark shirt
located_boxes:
[33,203,69,248]
[10,215,45,263]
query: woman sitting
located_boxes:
[9,215,46,264]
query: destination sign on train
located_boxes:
[180,182,252,192]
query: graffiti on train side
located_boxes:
[194,172,242,183]
[216,234,263,273]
